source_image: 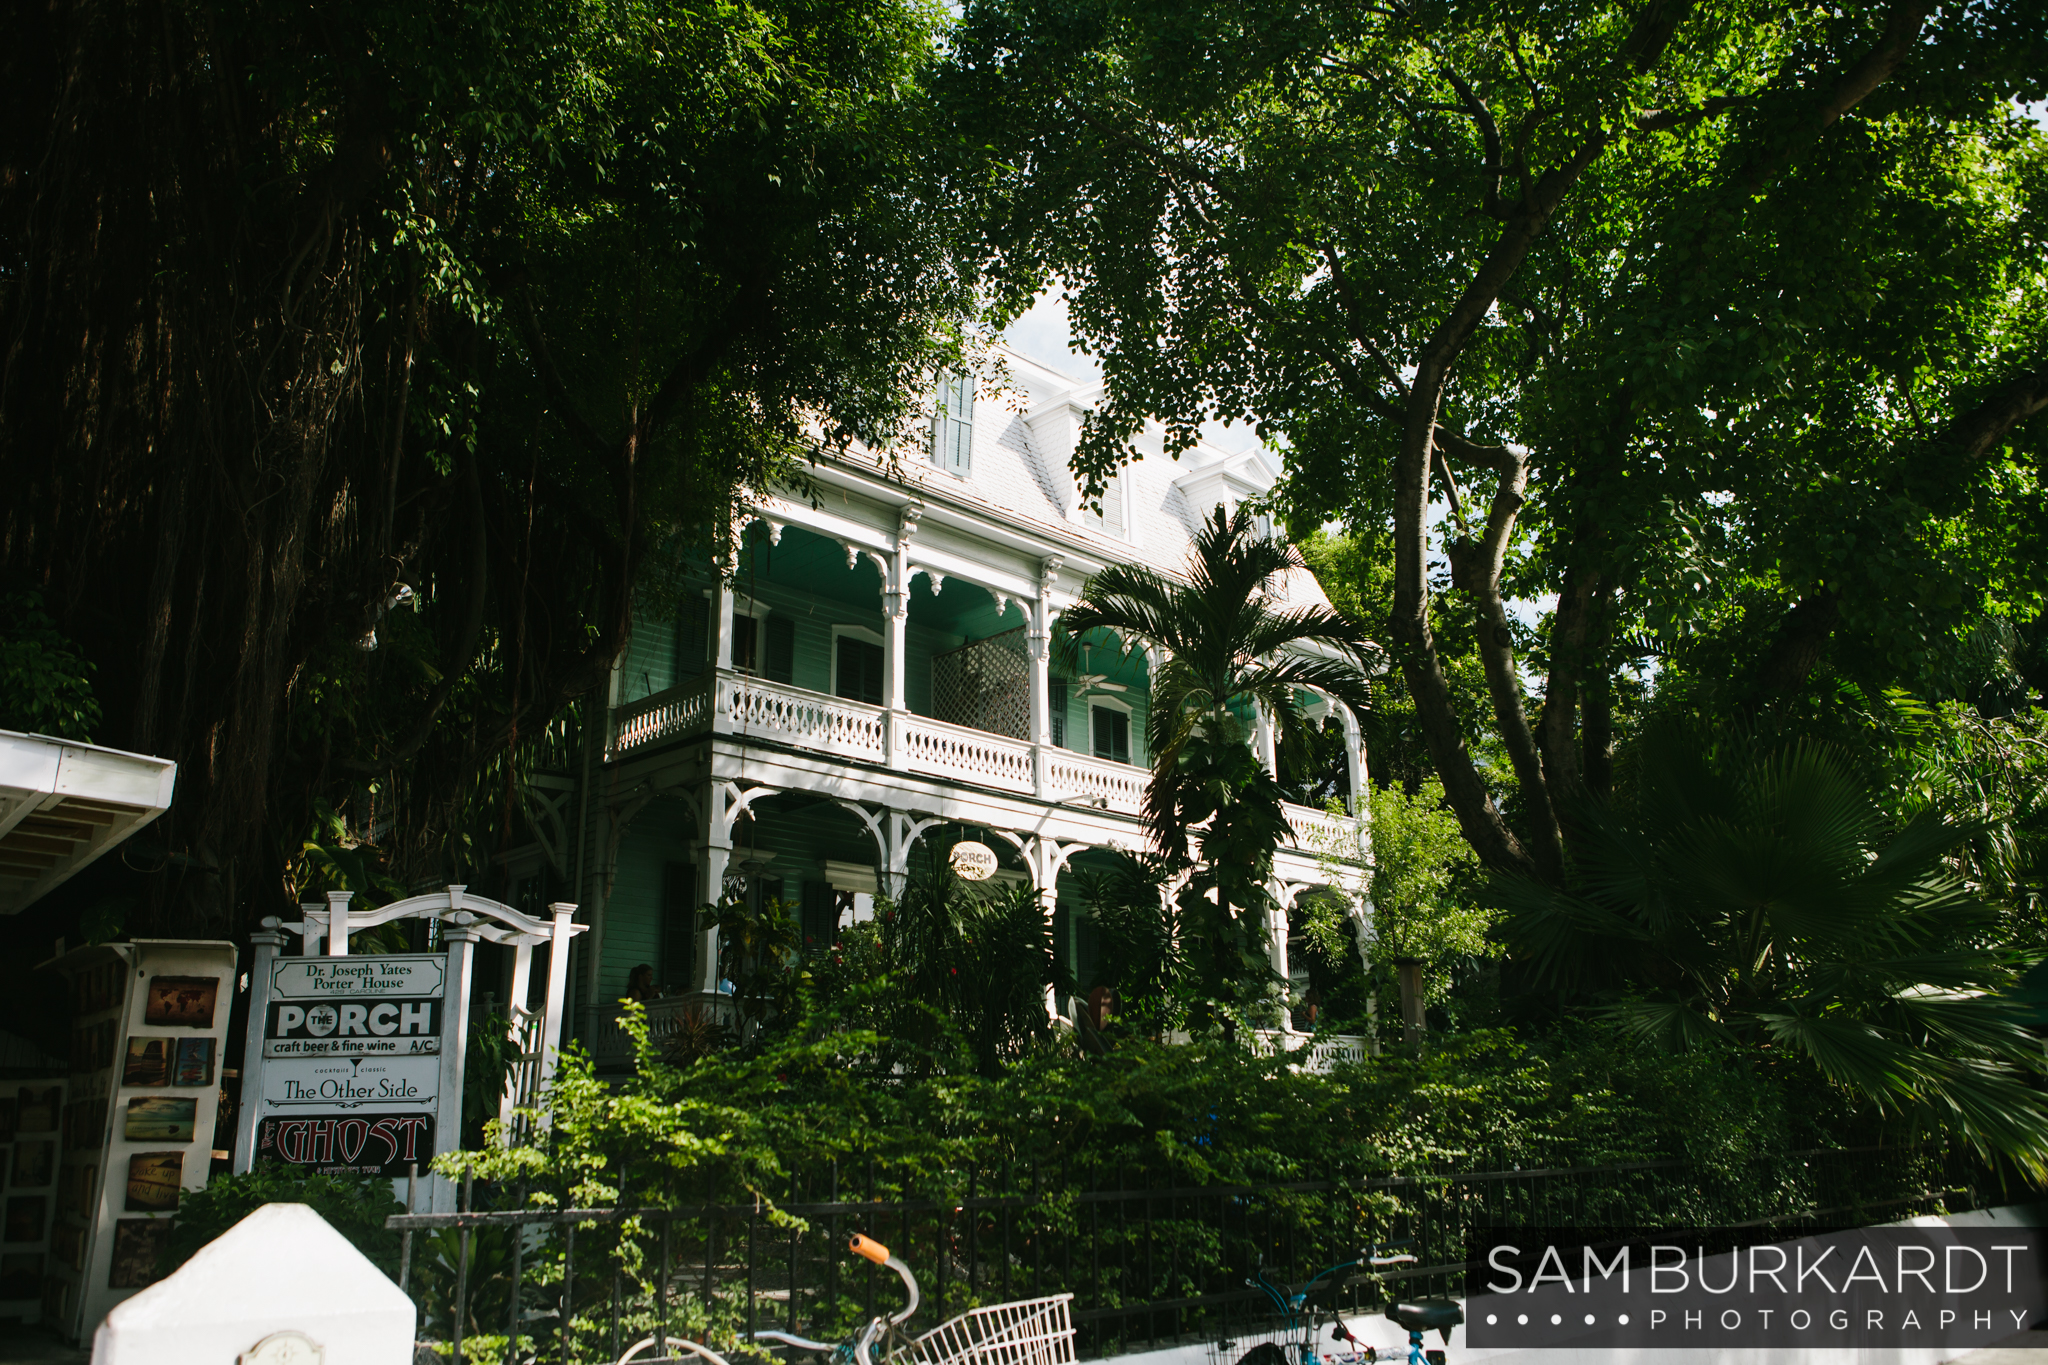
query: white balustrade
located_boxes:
[899,714,1035,792]
[1251,1028,1370,1073]
[1283,800,1365,861]
[721,673,888,760]
[1044,749,1149,814]
[611,675,715,754]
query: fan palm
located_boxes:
[1497,734,2048,1174]
[1060,505,1377,1019]
[887,843,1066,1075]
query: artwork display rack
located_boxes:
[37,939,237,1344]
[0,1070,66,1323]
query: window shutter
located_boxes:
[764,616,795,683]
[677,595,709,677]
[837,636,884,705]
[732,615,759,672]
[1048,679,1068,748]
[1092,707,1130,763]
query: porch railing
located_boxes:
[900,713,1035,794]
[585,995,740,1071]
[608,674,1364,861]
[1043,749,1147,814]
[386,1143,1990,1365]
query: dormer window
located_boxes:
[933,371,973,475]
[1083,470,1127,538]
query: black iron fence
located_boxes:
[387,1143,1997,1365]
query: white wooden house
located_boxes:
[542,346,1373,1065]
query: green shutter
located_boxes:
[765,616,795,683]
[676,595,709,678]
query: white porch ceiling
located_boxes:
[0,730,177,915]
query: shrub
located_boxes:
[164,1165,406,1279]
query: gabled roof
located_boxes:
[822,344,1337,615]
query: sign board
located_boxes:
[246,954,456,1180]
[950,841,998,881]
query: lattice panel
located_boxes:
[931,627,1030,740]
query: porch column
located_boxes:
[1341,705,1364,816]
[1033,836,1063,1023]
[693,783,732,992]
[1254,704,1278,777]
[885,508,919,770]
[1030,555,1062,798]
[1268,882,1294,1032]
[712,581,736,670]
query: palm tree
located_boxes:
[1497,733,2048,1175]
[1060,505,1377,1024]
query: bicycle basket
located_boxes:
[893,1293,1076,1365]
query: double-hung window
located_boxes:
[1091,705,1131,764]
[835,632,885,705]
[1083,470,1127,537]
[933,372,973,475]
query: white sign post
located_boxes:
[235,887,584,1213]
[236,936,473,1211]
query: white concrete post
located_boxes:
[94,1204,415,1365]
[233,920,288,1173]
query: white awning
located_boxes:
[0,729,177,914]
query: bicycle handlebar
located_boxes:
[850,1235,921,1326]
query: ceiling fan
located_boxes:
[1071,673,1127,698]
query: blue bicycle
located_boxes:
[1223,1242,1463,1365]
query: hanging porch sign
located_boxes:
[950,841,998,881]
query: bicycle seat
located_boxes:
[1386,1300,1464,1333]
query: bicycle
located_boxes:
[617,1233,1076,1365]
[1215,1242,1463,1365]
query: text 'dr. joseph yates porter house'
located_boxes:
[572,345,1372,1065]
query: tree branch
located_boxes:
[1389,0,1697,882]
[1446,447,1565,880]
[1440,64,1510,219]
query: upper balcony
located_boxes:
[604,522,1362,859]
[609,669,1361,858]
